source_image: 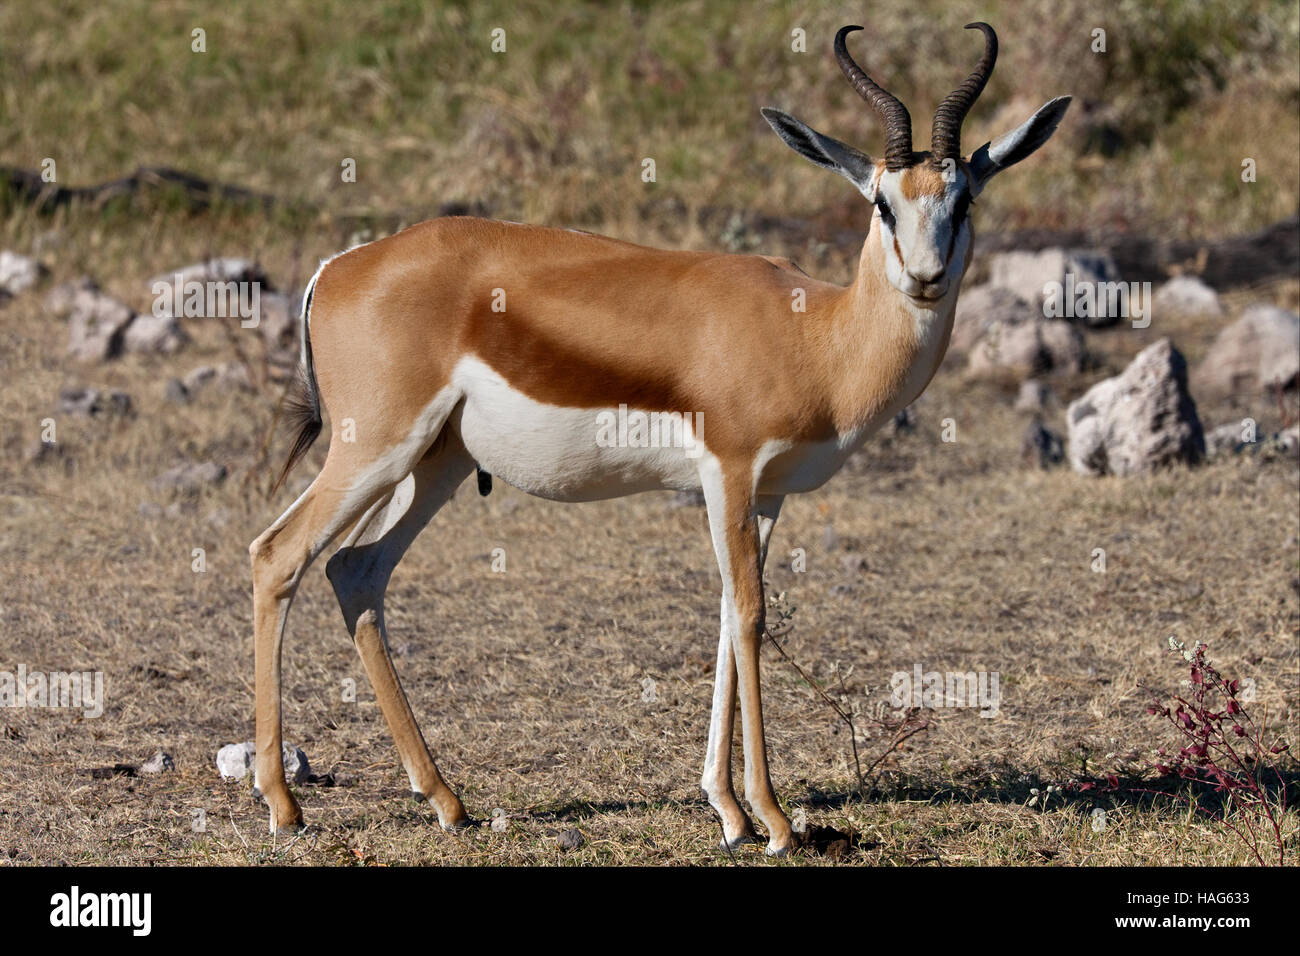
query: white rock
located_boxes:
[1196,304,1300,396]
[148,258,269,318]
[63,289,135,362]
[216,742,254,779]
[1014,379,1054,412]
[1205,423,1244,458]
[1152,275,1223,320]
[1067,338,1205,476]
[987,247,1121,327]
[0,250,45,296]
[255,291,297,348]
[44,276,100,318]
[184,361,251,393]
[123,312,188,354]
[57,387,133,418]
[148,257,266,290]
[216,741,309,784]
[951,284,1037,354]
[1270,424,1300,460]
[967,315,1085,378]
[141,751,175,773]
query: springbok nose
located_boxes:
[906,266,945,285]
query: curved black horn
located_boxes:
[835,25,913,171]
[930,22,998,162]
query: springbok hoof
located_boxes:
[720,831,758,851]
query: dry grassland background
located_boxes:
[0,0,1296,865]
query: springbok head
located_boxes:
[763,23,1071,303]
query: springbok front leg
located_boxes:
[325,436,474,829]
[701,462,793,855]
[701,494,784,849]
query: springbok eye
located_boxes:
[876,197,895,227]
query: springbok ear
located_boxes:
[761,107,877,197]
[968,95,1071,194]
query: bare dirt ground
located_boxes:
[1,212,1295,865]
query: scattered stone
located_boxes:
[1205,422,1250,458]
[1022,417,1065,469]
[164,378,190,403]
[182,362,251,395]
[153,461,228,491]
[168,363,239,402]
[1152,275,1223,320]
[556,828,584,851]
[1196,304,1299,396]
[280,744,310,785]
[1205,422,1300,462]
[57,387,133,419]
[0,250,46,297]
[987,247,1121,327]
[1067,338,1205,476]
[64,289,135,362]
[1268,424,1300,461]
[140,751,175,774]
[123,311,187,354]
[148,257,268,300]
[1014,379,1054,412]
[256,291,297,349]
[216,741,309,785]
[216,743,253,780]
[44,276,100,318]
[967,315,1085,378]
[951,284,1037,354]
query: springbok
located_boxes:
[249,22,1069,854]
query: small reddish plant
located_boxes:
[1127,638,1291,865]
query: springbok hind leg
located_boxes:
[249,462,402,834]
[249,398,460,834]
[325,436,475,829]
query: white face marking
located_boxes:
[874,165,973,304]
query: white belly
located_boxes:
[451,356,702,501]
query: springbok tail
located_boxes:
[270,267,325,495]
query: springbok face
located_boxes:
[762,23,1072,304]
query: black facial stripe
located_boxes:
[944,190,973,263]
[952,190,972,225]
